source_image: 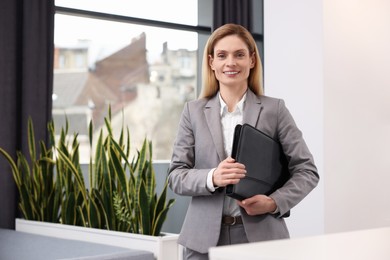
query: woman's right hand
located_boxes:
[212,157,246,187]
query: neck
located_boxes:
[220,86,247,112]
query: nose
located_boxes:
[226,55,237,66]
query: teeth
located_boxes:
[225,71,238,75]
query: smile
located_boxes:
[224,71,239,75]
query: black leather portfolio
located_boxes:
[226,123,290,201]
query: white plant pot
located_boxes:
[15,218,182,260]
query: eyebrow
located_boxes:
[215,48,248,53]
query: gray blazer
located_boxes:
[168,90,319,254]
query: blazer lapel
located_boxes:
[204,95,226,161]
[243,90,263,127]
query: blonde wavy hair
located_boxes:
[199,23,263,99]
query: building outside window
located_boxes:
[53,0,199,162]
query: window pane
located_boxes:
[53,14,198,162]
[55,0,198,26]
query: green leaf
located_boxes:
[88,195,101,228]
[56,149,88,207]
[104,117,113,138]
[152,199,175,236]
[109,144,128,196]
[138,181,151,235]
[27,117,36,162]
[64,192,76,225]
[91,189,110,229]
[88,120,93,148]
[93,130,104,188]
[77,206,87,227]
[19,183,34,220]
[0,148,21,186]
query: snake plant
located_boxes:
[0,107,175,236]
[0,119,59,223]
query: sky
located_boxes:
[54,0,198,64]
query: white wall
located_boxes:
[264,0,325,237]
[265,0,390,236]
[323,0,390,233]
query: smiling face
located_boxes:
[208,34,255,92]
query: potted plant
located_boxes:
[0,107,178,260]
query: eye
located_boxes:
[217,53,226,59]
[236,52,246,58]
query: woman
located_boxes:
[168,23,319,260]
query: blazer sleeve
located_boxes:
[167,102,213,196]
[269,99,320,217]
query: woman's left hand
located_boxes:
[237,195,277,216]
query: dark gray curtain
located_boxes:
[213,0,253,31]
[0,0,54,229]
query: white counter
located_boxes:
[209,227,390,260]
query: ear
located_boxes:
[250,53,256,69]
[208,54,215,70]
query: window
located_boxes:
[55,0,198,25]
[53,0,203,162]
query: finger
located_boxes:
[226,172,246,180]
[232,162,246,170]
[241,196,257,205]
[225,157,235,163]
[236,200,245,207]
